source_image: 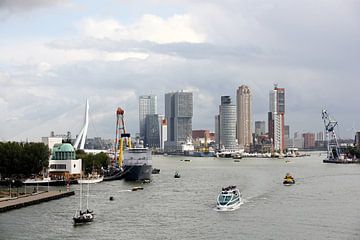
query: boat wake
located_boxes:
[118,190,132,193]
[213,198,246,212]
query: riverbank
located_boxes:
[0,190,75,213]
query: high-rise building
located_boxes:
[219,96,237,150]
[160,118,167,150]
[144,114,164,148]
[139,95,157,140]
[164,91,193,151]
[236,85,252,148]
[215,114,220,149]
[255,121,266,137]
[268,84,285,152]
[303,132,315,149]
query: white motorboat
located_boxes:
[77,175,103,184]
[216,185,242,211]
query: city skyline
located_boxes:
[0,1,359,141]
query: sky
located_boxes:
[0,0,359,141]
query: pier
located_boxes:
[0,190,75,213]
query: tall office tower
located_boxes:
[268,84,285,152]
[219,96,237,150]
[215,114,221,149]
[255,121,266,137]
[139,95,157,140]
[164,91,193,151]
[236,85,252,148]
[144,114,163,148]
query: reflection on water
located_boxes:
[1,154,360,240]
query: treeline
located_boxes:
[0,142,50,178]
[76,150,110,175]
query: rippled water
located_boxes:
[1,153,360,240]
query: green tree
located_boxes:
[0,142,50,178]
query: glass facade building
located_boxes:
[139,95,157,139]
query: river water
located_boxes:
[1,153,360,240]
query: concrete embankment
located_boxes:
[0,190,75,213]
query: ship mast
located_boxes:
[322,109,341,160]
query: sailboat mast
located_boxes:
[79,178,82,210]
[86,182,90,209]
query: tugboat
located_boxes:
[216,185,242,211]
[283,173,295,185]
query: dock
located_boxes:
[0,190,75,213]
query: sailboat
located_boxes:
[73,177,94,225]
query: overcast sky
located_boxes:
[0,0,359,141]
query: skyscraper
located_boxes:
[219,96,237,150]
[215,114,220,149]
[139,95,157,140]
[144,114,163,148]
[268,84,285,152]
[164,91,193,151]
[236,85,252,148]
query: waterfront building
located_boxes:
[219,96,237,151]
[293,132,304,149]
[160,118,167,150]
[48,143,82,179]
[316,131,324,141]
[255,121,266,137]
[268,84,285,153]
[139,95,157,140]
[164,91,193,152]
[285,125,290,139]
[236,85,252,149]
[215,115,220,149]
[145,114,166,149]
[303,132,316,149]
[355,132,360,148]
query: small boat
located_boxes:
[183,159,191,162]
[73,180,94,225]
[283,173,295,185]
[216,185,242,211]
[73,209,94,225]
[132,186,144,191]
[151,168,160,174]
[174,171,181,178]
[23,177,78,186]
[77,175,103,184]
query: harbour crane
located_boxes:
[114,107,131,167]
[322,109,341,160]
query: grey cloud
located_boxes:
[0,0,70,19]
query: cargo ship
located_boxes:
[105,107,152,181]
[122,147,152,181]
